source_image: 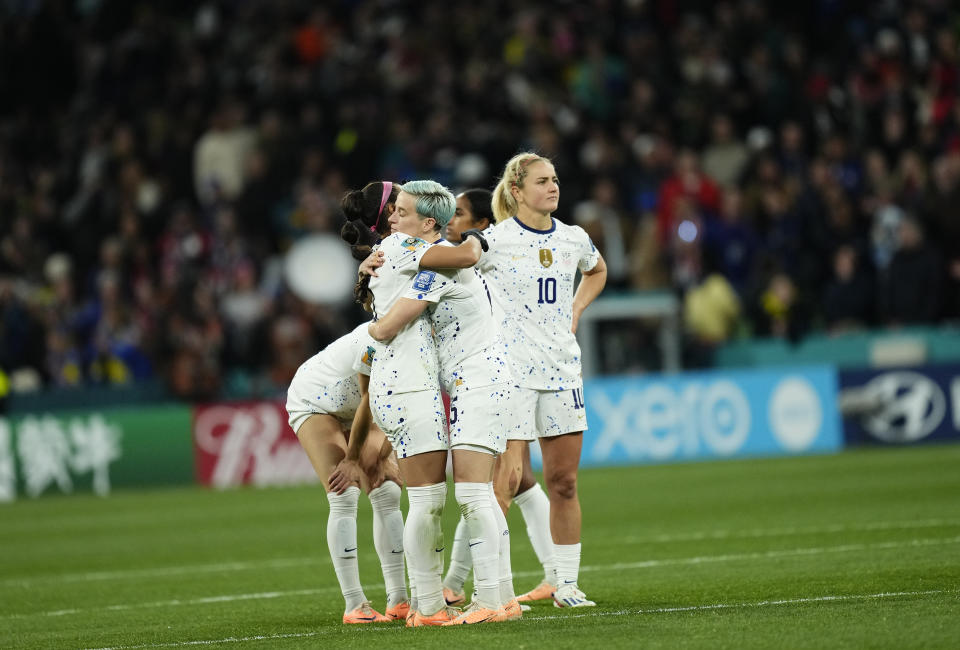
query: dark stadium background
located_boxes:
[2,0,959,405]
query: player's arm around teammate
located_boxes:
[285,181,413,624]
[356,181,472,626]
[368,191,520,624]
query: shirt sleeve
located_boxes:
[473,224,499,274]
[352,343,374,376]
[408,238,435,269]
[351,326,376,376]
[403,268,454,304]
[574,226,601,273]
[390,235,432,274]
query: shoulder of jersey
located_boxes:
[556,219,592,242]
[351,321,374,344]
[381,232,430,254]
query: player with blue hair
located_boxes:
[332,179,512,626]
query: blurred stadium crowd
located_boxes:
[1,0,960,399]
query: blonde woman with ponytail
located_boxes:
[477,152,607,608]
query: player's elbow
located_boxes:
[368,323,389,342]
[371,327,392,342]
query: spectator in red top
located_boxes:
[657,149,721,246]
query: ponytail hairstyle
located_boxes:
[340,180,398,259]
[491,152,551,223]
[459,188,494,229]
[339,181,399,312]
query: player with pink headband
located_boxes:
[285,181,409,625]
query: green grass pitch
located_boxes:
[2,444,959,649]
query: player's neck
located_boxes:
[516,210,553,231]
[398,229,442,243]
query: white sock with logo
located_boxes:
[514,483,557,586]
[404,483,447,615]
[455,482,500,609]
[326,487,366,612]
[368,481,407,608]
[443,516,473,595]
[554,542,582,590]
[489,482,516,603]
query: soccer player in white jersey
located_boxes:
[285,322,407,624]
[482,152,608,608]
[366,187,524,625]
[436,189,554,609]
[285,182,409,625]
[332,180,487,627]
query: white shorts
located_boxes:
[370,387,448,459]
[448,382,515,455]
[511,383,588,440]
[286,375,361,435]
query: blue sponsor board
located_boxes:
[838,364,960,446]
[531,366,842,468]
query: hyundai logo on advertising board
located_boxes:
[528,366,842,468]
[838,365,960,445]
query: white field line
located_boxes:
[581,534,960,574]
[617,517,960,544]
[5,534,959,621]
[0,557,327,588]
[79,588,958,650]
[7,516,958,589]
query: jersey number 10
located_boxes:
[537,277,557,304]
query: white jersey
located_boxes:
[403,240,511,392]
[368,232,441,394]
[478,217,600,391]
[285,322,375,428]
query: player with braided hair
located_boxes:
[284,181,409,625]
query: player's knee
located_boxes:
[546,472,577,500]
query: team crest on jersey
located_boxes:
[361,346,376,366]
[539,249,554,267]
[402,237,427,251]
[412,270,436,291]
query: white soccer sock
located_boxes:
[489,482,516,603]
[443,516,472,594]
[368,481,407,608]
[514,483,557,586]
[404,483,446,615]
[554,542,582,589]
[408,569,418,613]
[326,487,366,612]
[454,482,501,609]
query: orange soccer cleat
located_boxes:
[492,598,523,622]
[516,581,556,602]
[385,600,410,621]
[408,605,462,627]
[342,602,391,624]
[443,587,466,606]
[441,601,500,626]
